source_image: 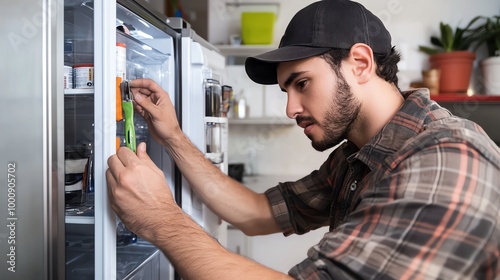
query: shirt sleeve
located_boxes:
[265,150,338,236]
[289,142,500,279]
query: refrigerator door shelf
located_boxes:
[117,31,170,65]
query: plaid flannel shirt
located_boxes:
[265,89,500,279]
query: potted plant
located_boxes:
[467,15,500,95]
[419,20,479,94]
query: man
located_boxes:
[106,0,500,279]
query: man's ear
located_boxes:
[348,43,375,85]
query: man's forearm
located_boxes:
[162,131,281,235]
[154,205,291,280]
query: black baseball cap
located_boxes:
[245,0,392,85]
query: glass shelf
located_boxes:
[65,88,94,95]
[66,216,95,224]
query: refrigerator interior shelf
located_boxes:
[205,116,228,124]
[65,88,94,95]
[65,215,95,224]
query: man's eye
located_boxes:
[297,80,307,89]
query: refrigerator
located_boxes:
[169,17,229,245]
[0,0,227,279]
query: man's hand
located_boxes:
[129,78,181,147]
[106,142,175,242]
[106,138,291,280]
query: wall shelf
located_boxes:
[225,2,280,8]
[224,1,281,17]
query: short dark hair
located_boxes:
[320,47,402,90]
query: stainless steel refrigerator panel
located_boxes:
[1,0,65,279]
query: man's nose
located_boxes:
[286,92,303,119]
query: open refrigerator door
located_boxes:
[63,0,178,279]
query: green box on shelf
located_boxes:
[241,12,275,45]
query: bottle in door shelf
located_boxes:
[116,42,127,80]
[205,122,223,164]
[222,85,233,118]
[234,90,248,119]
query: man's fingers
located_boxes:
[136,142,163,175]
[107,153,124,178]
[109,145,161,180]
[133,91,161,117]
[114,146,139,168]
[129,78,161,92]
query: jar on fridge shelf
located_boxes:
[204,78,222,117]
[74,64,94,89]
[64,65,73,89]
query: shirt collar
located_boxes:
[350,88,450,170]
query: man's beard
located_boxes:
[311,75,361,151]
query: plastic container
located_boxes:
[204,78,222,117]
[481,56,500,95]
[74,64,94,89]
[205,122,223,164]
[64,65,73,89]
[241,12,275,45]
